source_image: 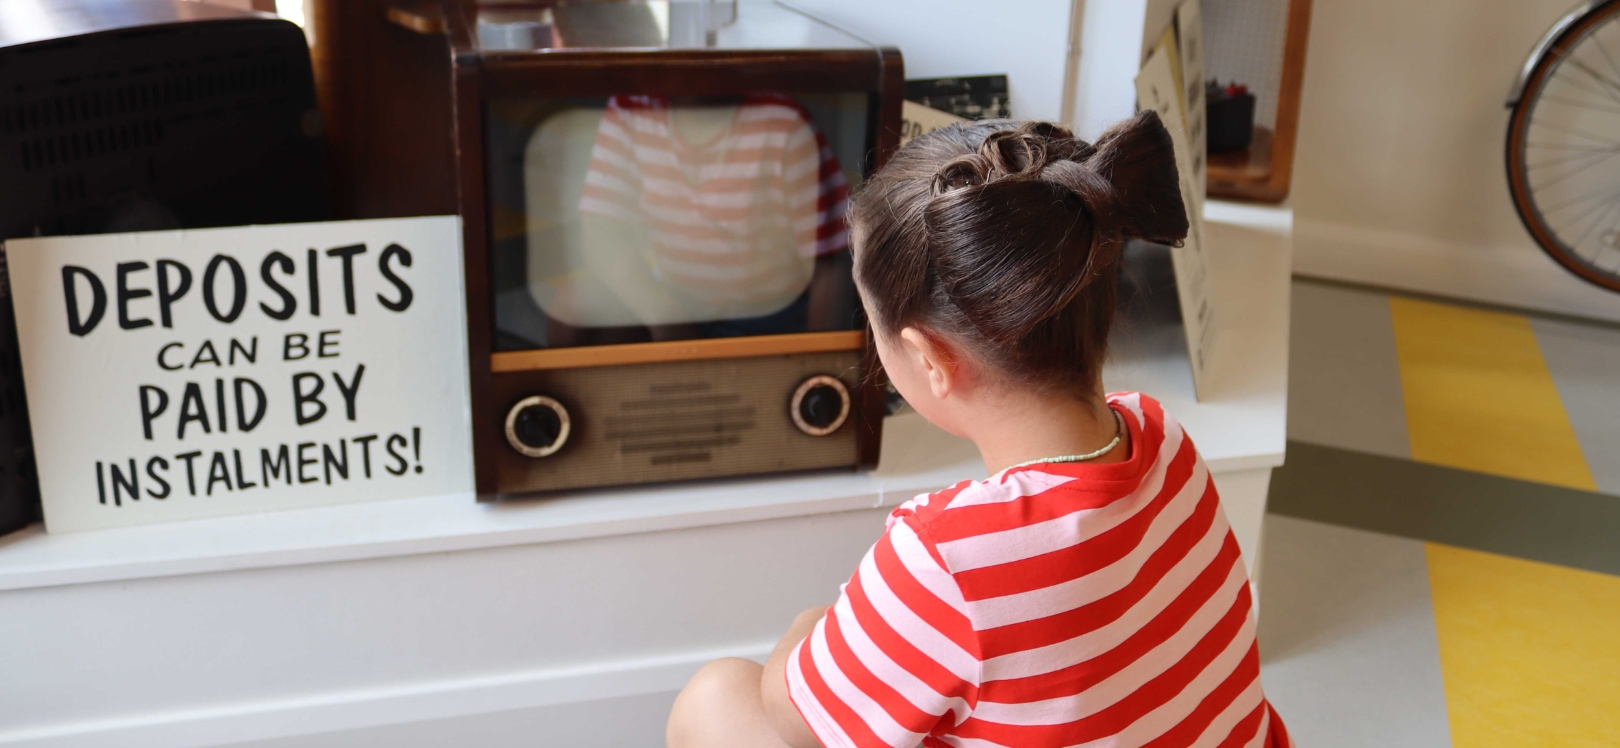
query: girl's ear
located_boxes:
[899,326,959,401]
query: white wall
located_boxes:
[788,0,1076,122]
[1071,0,1148,137]
[790,0,1210,139]
[1068,0,1187,142]
[1291,0,1620,321]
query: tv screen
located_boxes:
[485,91,871,351]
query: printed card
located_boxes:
[4,216,474,532]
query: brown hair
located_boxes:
[851,111,1189,396]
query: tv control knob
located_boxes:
[791,375,851,437]
[505,395,572,458]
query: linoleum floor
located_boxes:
[1257,279,1620,748]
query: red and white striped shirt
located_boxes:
[579,94,850,304]
[787,393,1292,748]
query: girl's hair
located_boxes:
[851,111,1190,396]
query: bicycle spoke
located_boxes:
[1547,65,1620,108]
[1594,27,1620,81]
[1589,201,1620,265]
[1536,93,1620,116]
[1568,191,1619,251]
[1589,232,1620,268]
[1529,117,1620,147]
[1560,43,1620,91]
[1551,182,1620,233]
[1528,145,1620,172]
[1538,180,1620,214]
[1557,56,1620,108]
[1587,244,1611,268]
[1529,147,1620,191]
[1528,141,1620,152]
[1543,184,1620,216]
[1589,239,1620,269]
[1522,137,1620,188]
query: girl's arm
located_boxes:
[760,606,829,748]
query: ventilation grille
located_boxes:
[50,172,87,205]
[16,117,162,172]
[605,382,758,465]
[0,21,327,240]
[4,55,295,173]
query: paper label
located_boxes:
[4,216,475,532]
[1176,0,1208,213]
[900,100,967,148]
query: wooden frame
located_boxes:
[1206,0,1312,203]
[480,49,888,94]
[310,0,460,219]
[314,0,901,497]
[491,331,866,372]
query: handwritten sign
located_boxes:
[4,216,473,533]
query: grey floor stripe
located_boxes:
[1268,441,1620,577]
[1531,316,1620,495]
[1288,281,1412,459]
[1258,515,1452,748]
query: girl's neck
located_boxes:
[970,389,1129,475]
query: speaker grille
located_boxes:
[604,381,758,464]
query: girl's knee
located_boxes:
[668,658,763,747]
[689,658,762,697]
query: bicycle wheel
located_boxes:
[1508,0,1620,292]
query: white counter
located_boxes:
[0,201,1289,748]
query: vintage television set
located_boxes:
[345,1,903,497]
[0,0,328,534]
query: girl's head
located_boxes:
[850,112,1188,427]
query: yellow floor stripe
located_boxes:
[1389,297,1595,490]
[1427,543,1620,747]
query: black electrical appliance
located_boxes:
[0,0,329,535]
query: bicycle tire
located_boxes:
[1507,0,1620,293]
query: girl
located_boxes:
[666,112,1291,748]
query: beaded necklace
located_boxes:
[1007,409,1125,469]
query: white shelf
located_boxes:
[0,413,971,591]
[0,201,1289,592]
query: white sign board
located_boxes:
[1175,0,1207,217]
[4,216,474,533]
[1137,39,1217,398]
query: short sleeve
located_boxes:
[785,512,980,748]
[578,96,645,222]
